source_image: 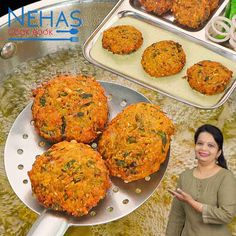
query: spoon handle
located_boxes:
[27,209,69,236]
[56,29,70,33]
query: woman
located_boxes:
[166,124,236,236]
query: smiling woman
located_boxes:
[166,124,236,236]
[194,124,228,170]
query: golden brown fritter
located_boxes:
[98,102,175,182]
[209,0,219,12]
[141,40,186,77]
[102,25,143,54]
[186,60,233,95]
[28,141,111,217]
[32,75,108,143]
[171,0,211,29]
[139,0,173,15]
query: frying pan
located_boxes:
[4,81,169,236]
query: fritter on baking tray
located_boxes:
[28,141,111,217]
[32,75,108,143]
[185,60,233,95]
[209,0,219,12]
[139,0,173,15]
[141,40,186,77]
[171,0,210,29]
[102,25,143,54]
[98,102,175,182]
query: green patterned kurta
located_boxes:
[166,168,236,236]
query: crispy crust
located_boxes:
[139,0,173,15]
[32,75,108,143]
[186,60,233,95]
[102,25,143,54]
[209,0,219,12]
[98,102,175,182]
[171,0,210,29]
[28,141,111,217]
[141,40,186,77]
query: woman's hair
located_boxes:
[194,124,228,169]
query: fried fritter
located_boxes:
[102,25,143,54]
[209,0,219,12]
[139,0,173,15]
[32,75,108,143]
[141,40,186,77]
[186,60,233,95]
[171,0,211,29]
[28,141,111,217]
[98,102,175,182]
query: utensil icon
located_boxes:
[68,36,79,42]
[56,28,79,34]
[8,37,79,42]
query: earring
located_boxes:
[215,159,219,164]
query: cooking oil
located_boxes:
[0,45,236,236]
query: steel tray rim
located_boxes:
[83,3,236,110]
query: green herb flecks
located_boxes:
[127,136,137,144]
[176,43,183,53]
[81,102,94,108]
[116,159,126,167]
[130,169,137,174]
[161,146,165,154]
[86,159,95,167]
[61,116,66,136]
[44,151,52,157]
[61,159,76,172]
[63,193,69,200]
[156,131,167,147]
[52,203,62,211]
[59,91,68,96]
[77,112,84,117]
[135,114,145,131]
[123,151,130,157]
[79,93,93,99]
[39,96,46,106]
[73,175,82,183]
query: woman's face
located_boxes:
[195,131,221,165]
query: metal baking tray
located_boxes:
[130,0,227,32]
[83,0,236,109]
[129,0,236,56]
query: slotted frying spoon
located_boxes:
[4,81,169,236]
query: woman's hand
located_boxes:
[168,188,194,203]
[168,188,203,213]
